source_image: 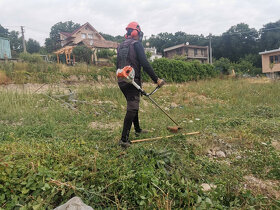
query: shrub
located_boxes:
[0,70,10,84]
[96,49,116,58]
[19,53,44,63]
[73,46,93,63]
[143,58,218,82]
[214,57,262,76]
[213,57,233,75]
[236,59,262,76]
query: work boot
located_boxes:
[135,129,149,137]
[119,133,131,148]
[118,139,131,148]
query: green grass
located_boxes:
[0,78,279,209]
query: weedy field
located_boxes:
[0,77,279,209]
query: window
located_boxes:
[88,34,93,39]
[270,56,274,64]
[201,49,204,56]
[275,55,279,64]
[81,33,86,39]
[185,48,188,56]
[176,48,181,55]
[90,40,94,46]
[194,49,197,56]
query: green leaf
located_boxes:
[21,188,29,194]
[140,195,146,200]
[197,196,202,204]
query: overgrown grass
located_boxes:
[0,62,116,84]
[0,77,279,209]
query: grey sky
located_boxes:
[0,0,279,45]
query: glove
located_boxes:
[157,78,165,87]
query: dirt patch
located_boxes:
[244,175,280,199]
[184,92,225,104]
[0,83,69,94]
[88,121,121,130]
[0,82,118,94]
[0,119,23,127]
[271,141,280,151]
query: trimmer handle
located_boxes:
[147,79,165,96]
[157,78,165,88]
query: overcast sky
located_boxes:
[1,0,279,45]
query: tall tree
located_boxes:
[213,23,259,62]
[45,21,80,53]
[99,32,125,43]
[146,32,208,55]
[26,38,40,54]
[260,20,280,51]
[0,24,9,38]
[9,30,23,57]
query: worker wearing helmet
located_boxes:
[117,22,164,148]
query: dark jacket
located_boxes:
[117,38,158,85]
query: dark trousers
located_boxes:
[118,81,141,141]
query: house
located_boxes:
[259,48,280,78]
[55,22,118,64]
[163,43,209,63]
[0,37,12,59]
[144,47,162,61]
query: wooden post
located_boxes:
[73,54,75,64]
[21,26,27,53]
[94,49,97,64]
[56,53,59,64]
[65,51,68,64]
[131,132,200,144]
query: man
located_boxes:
[117,22,164,148]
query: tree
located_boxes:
[9,30,23,57]
[0,24,9,38]
[213,23,259,62]
[26,38,40,54]
[99,32,125,43]
[45,21,80,53]
[147,32,174,54]
[260,20,280,51]
[145,32,208,55]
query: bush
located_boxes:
[73,46,93,63]
[236,59,262,76]
[214,57,262,76]
[19,53,44,63]
[143,58,218,82]
[0,70,10,84]
[96,49,116,58]
[213,57,233,75]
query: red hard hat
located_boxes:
[126,22,141,32]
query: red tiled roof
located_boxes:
[60,22,104,40]
[60,32,71,37]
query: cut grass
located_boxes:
[0,77,279,209]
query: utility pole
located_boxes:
[21,26,27,53]
[209,33,213,64]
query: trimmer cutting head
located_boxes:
[167,126,182,133]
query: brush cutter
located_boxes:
[117,66,181,132]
